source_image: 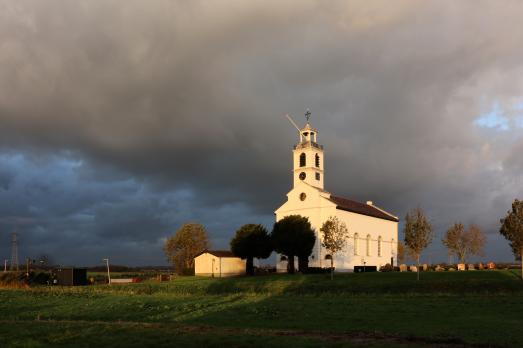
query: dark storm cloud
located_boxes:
[1,1,523,264]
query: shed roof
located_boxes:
[197,250,238,258]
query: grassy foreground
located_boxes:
[1,270,522,347]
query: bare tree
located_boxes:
[442,223,467,263]
[442,223,486,264]
[320,216,348,280]
[500,199,523,280]
[404,207,433,280]
[467,224,486,260]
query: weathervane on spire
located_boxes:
[305,109,311,122]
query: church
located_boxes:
[275,113,399,272]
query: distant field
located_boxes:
[1,270,522,347]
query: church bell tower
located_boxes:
[292,110,324,190]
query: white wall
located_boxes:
[194,253,246,277]
[275,183,398,272]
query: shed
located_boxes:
[194,250,245,277]
[55,267,88,286]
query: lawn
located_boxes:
[0,270,522,347]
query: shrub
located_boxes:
[379,264,394,272]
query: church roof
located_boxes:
[329,195,399,222]
[197,250,238,258]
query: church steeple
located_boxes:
[292,110,324,190]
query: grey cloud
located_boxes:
[1,1,523,264]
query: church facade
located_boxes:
[275,117,399,272]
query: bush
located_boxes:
[379,264,394,272]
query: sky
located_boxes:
[1,1,523,266]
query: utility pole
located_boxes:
[10,233,19,271]
[103,258,111,285]
[4,259,7,272]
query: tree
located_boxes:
[230,224,273,275]
[164,223,210,275]
[320,216,348,280]
[397,240,407,264]
[272,215,316,274]
[442,223,486,264]
[404,207,433,280]
[500,199,523,280]
[442,223,467,263]
[467,224,486,260]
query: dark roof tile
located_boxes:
[329,195,399,222]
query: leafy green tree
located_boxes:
[272,215,316,274]
[230,224,273,275]
[320,216,348,280]
[404,207,433,280]
[500,199,523,279]
[164,223,210,275]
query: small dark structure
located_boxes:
[55,267,88,286]
[354,265,377,273]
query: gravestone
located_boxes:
[457,263,466,271]
[435,265,444,272]
[488,262,496,269]
[478,262,484,270]
[467,264,475,270]
[409,265,418,272]
[399,264,408,272]
[448,267,456,271]
[422,264,429,271]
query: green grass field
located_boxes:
[1,270,522,347]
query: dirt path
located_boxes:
[0,319,497,348]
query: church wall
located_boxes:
[275,191,398,272]
[275,185,335,272]
[330,209,398,271]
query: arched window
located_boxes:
[280,255,287,262]
[378,236,382,257]
[300,153,306,167]
[315,154,320,167]
[354,233,359,255]
[366,234,371,256]
[325,254,332,260]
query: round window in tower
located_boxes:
[299,193,306,201]
[299,172,306,180]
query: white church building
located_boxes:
[275,115,399,272]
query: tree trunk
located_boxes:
[330,256,334,280]
[417,254,420,281]
[287,254,295,274]
[246,257,254,276]
[298,256,309,273]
